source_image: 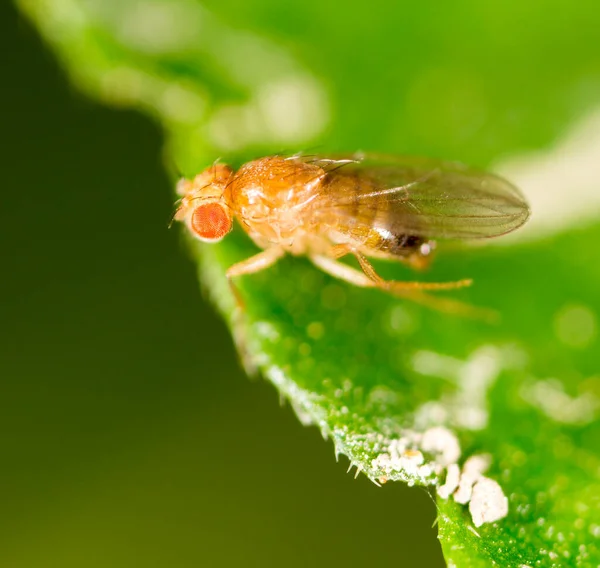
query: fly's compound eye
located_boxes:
[190,202,232,242]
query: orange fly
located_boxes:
[173,153,530,307]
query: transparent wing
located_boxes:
[297,153,530,240]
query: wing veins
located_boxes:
[287,152,530,240]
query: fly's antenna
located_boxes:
[168,198,183,228]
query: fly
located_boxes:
[173,153,530,312]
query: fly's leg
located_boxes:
[326,244,472,291]
[310,254,375,288]
[353,250,472,291]
[226,246,285,307]
[388,289,499,322]
[227,246,285,277]
[312,246,495,320]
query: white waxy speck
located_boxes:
[421,426,461,465]
[437,463,461,499]
[469,476,509,527]
[454,454,491,504]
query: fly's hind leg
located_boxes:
[353,250,472,291]
[326,244,472,291]
[312,246,495,320]
[226,246,285,308]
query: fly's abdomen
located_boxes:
[316,169,429,257]
[365,228,427,256]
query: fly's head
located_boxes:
[174,164,234,243]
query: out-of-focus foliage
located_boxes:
[16,0,600,566]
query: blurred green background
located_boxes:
[1,3,444,567]
[4,0,600,565]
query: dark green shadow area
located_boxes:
[0,4,444,567]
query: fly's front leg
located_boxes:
[227,246,285,307]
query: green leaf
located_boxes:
[18,0,600,565]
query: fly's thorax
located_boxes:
[235,199,313,248]
[228,156,325,247]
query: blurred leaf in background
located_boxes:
[1,3,445,568]
[7,0,600,566]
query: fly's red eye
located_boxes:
[190,203,232,242]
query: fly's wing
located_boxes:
[298,153,530,240]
